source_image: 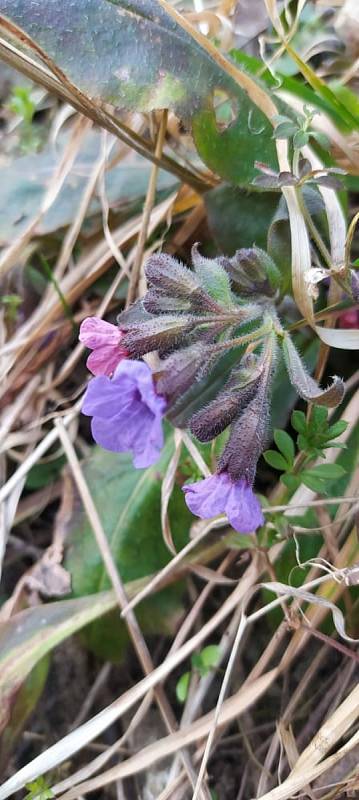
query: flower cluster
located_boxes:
[79,247,344,533]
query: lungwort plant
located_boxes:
[0,1,358,798]
[80,245,345,533]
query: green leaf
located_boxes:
[291,410,306,434]
[297,433,310,452]
[0,593,117,735]
[205,185,279,254]
[280,473,300,491]
[327,420,348,440]
[9,86,35,125]
[311,406,328,430]
[198,644,220,670]
[313,174,343,191]
[301,473,329,494]
[65,433,192,659]
[26,456,66,490]
[230,49,355,133]
[285,44,359,130]
[0,657,49,772]
[263,450,289,472]
[272,114,293,125]
[282,334,345,408]
[273,430,295,466]
[304,463,346,480]
[0,0,278,186]
[176,672,190,703]
[192,253,233,305]
[273,121,299,139]
[323,442,346,450]
[66,435,189,595]
[329,82,359,120]
[271,338,319,430]
[293,130,309,149]
[192,647,220,677]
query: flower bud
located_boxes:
[219,247,281,297]
[216,335,276,483]
[217,384,270,484]
[117,299,154,327]
[121,314,197,357]
[143,289,193,314]
[191,244,235,306]
[145,252,225,313]
[154,344,212,405]
[190,355,263,442]
[145,253,201,298]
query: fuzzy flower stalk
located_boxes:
[183,335,275,533]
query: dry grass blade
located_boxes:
[0,117,90,277]
[127,110,168,304]
[121,517,230,617]
[256,729,359,800]
[52,694,154,797]
[0,567,351,800]
[0,403,81,506]
[261,580,359,643]
[0,194,176,389]
[0,557,261,799]
[191,613,248,800]
[0,4,357,800]
[54,419,209,800]
[161,428,184,554]
[55,671,278,800]
[0,375,41,446]
[292,683,359,773]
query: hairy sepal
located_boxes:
[154,344,214,405]
[145,252,224,313]
[191,244,235,307]
[219,247,281,298]
[190,356,264,442]
[217,335,277,483]
[121,314,196,357]
[282,334,345,407]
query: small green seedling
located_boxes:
[176,644,221,703]
[264,407,347,494]
[1,294,22,322]
[9,86,36,126]
[273,105,329,150]
[25,777,54,800]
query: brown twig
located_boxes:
[126,110,168,306]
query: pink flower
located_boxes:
[338,309,359,329]
[79,317,128,376]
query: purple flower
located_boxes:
[79,317,128,376]
[82,360,167,468]
[183,472,264,533]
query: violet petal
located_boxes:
[226,480,264,533]
[183,472,263,533]
[82,360,166,468]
